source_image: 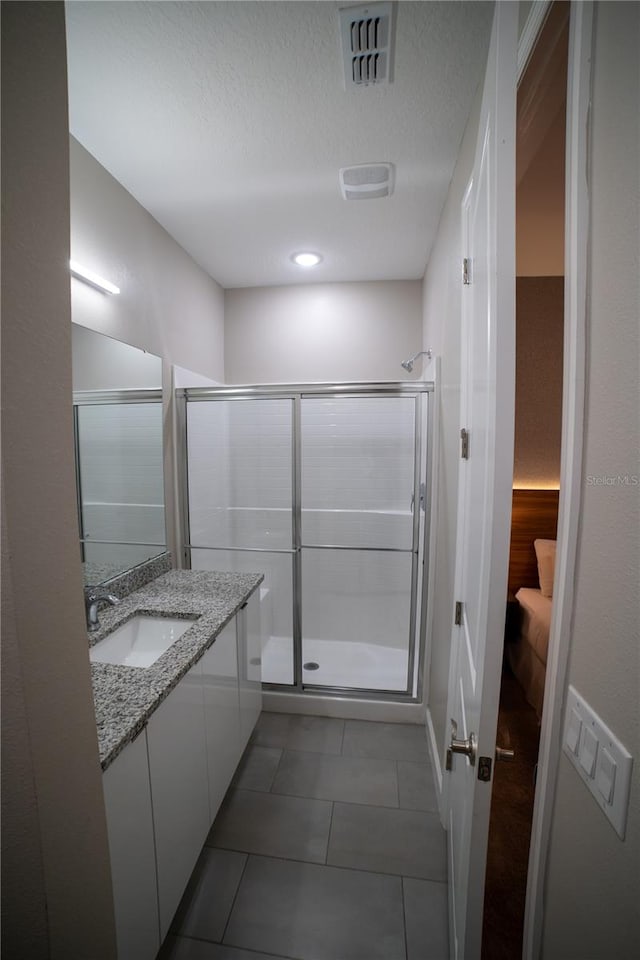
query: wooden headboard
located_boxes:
[508,489,559,595]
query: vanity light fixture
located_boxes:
[291,252,322,268]
[70,259,120,295]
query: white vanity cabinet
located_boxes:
[237,591,263,749]
[201,618,241,821]
[146,660,210,939]
[102,588,263,955]
[102,729,160,960]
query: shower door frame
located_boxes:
[177,381,434,704]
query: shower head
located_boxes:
[401,349,432,373]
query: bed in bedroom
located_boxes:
[506,489,559,718]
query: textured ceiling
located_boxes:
[66,1,494,289]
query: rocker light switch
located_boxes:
[579,726,598,777]
[566,707,582,754]
[595,746,616,804]
[563,685,634,839]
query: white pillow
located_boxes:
[534,539,556,598]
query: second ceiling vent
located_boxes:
[339,2,395,88]
[339,163,395,200]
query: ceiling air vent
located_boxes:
[339,2,395,88]
[339,163,395,200]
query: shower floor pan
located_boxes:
[261,635,409,691]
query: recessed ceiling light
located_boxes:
[292,252,322,267]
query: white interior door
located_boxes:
[445,5,517,959]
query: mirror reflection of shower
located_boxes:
[401,349,432,372]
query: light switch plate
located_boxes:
[563,685,633,839]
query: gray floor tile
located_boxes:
[272,749,399,807]
[232,745,282,792]
[224,855,406,960]
[171,847,247,942]
[250,712,292,749]
[342,720,430,762]
[160,936,287,960]
[208,788,332,863]
[398,759,439,811]
[285,714,345,754]
[327,802,447,881]
[403,877,449,960]
[252,712,346,755]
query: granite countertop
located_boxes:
[91,569,263,770]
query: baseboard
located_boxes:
[262,690,424,724]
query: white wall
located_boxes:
[72,322,162,390]
[421,85,482,767]
[514,276,564,487]
[70,137,225,381]
[1,4,116,956]
[516,105,566,277]
[224,280,423,384]
[541,4,640,957]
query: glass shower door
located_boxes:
[300,395,418,693]
[186,397,295,684]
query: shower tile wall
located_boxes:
[301,397,414,537]
[301,549,412,651]
[77,402,165,567]
[302,397,414,549]
[188,397,415,551]
[300,397,415,659]
[187,399,292,550]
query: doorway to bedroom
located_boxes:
[482,4,569,958]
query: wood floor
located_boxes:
[482,668,541,960]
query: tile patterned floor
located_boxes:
[159,713,449,960]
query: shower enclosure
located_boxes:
[178,382,432,701]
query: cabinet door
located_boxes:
[102,730,159,960]
[237,591,263,749]
[201,619,241,821]
[146,661,209,939]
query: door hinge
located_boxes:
[478,756,493,782]
[460,428,469,460]
[454,601,463,626]
[462,257,471,285]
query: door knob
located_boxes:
[447,718,477,767]
[495,746,515,761]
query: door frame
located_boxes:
[518,3,594,958]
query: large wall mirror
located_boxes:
[72,323,166,584]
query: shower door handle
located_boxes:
[410,483,426,513]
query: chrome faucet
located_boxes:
[84,585,121,632]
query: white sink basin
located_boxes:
[90,615,196,668]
